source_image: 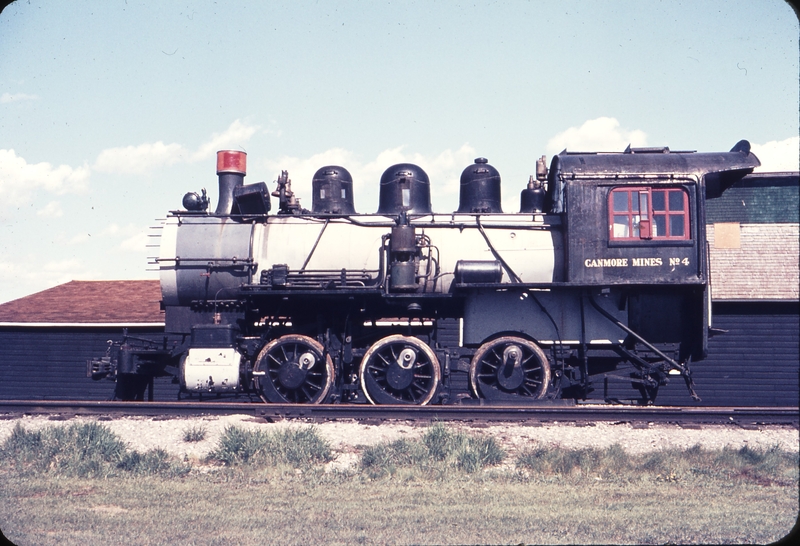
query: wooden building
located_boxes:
[656,172,799,405]
[0,280,174,400]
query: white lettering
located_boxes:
[584,256,680,268]
[632,258,662,267]
[669,257,691,267]
[584,258,629,268]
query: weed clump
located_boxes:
[1,422,126,478]
[516,444,623,477]
[714,444,799,485]
[118,448,190,477]
[361,438,430,476]
[182,424,207,443]
[207,426,332,468]
[361,423,506,478]
[0,422,188,478]
[515,442,799,486]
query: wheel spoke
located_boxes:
[376,352,392,367]
[254,335,334,404]
[305,381,321,392]
[520,385,534,396]
[359,335,440,405]
[520,354,536,366]
[470,336,551,400]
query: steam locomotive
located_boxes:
[90,141,760,405]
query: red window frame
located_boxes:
[608,187,690,241]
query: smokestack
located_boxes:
[215,150,247,215]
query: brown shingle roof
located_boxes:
[0,280,164,324]
[709,223,800,301]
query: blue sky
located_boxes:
[1,0,797,304]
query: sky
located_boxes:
[0,0,798,304]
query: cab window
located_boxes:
[609,187,690,241]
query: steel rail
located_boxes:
[0,400,796,426]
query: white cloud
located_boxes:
[264,147,360,206]
[0,92,39,103]
[192,119,261,161]
[42,258,85,273]
[36,201,63,218]
[62,222,144,247]
[93,141,187,174]
[100,223,120,236]
[119,230,150,252]
[751,136,799,172]
[93,119,260,175]
[68,233,90,245]
[545,117,648,156]
[0,220,158,303]
[0,149,90,206]
[0,257,102,303]
[265,144,477,213]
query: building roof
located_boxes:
[706,172,799,224]
[0,280,164,326]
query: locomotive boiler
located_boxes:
[90,141,760,405]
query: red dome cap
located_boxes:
[216,150,247,175]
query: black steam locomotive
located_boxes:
[89,141,760,405]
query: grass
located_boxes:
[1,469,796,545]
[514,441,799,487]
[206,425,333,467]
[0,422,189,479]
[0,421,797,545]
[182,423,207,442]
[361,423,506,477]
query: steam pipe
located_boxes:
[215,150,247,215]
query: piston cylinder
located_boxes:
[391,225,416,252]
[390,261,418,291]
[388,222,419,292]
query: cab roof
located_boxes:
[546,141,761,212]
[550,140,760,179]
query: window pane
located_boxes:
[632,215,640,238]
[652,191,666,211]
[638,193,648,219]
[669,190,685,211]
[631,192,640,213]
[670,215,685,237]
[613,216,629,237]
[654,215,665,237]
[613,192,629,212]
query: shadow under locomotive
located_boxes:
[89,142,761,406]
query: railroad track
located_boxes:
[0,400,796,426]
